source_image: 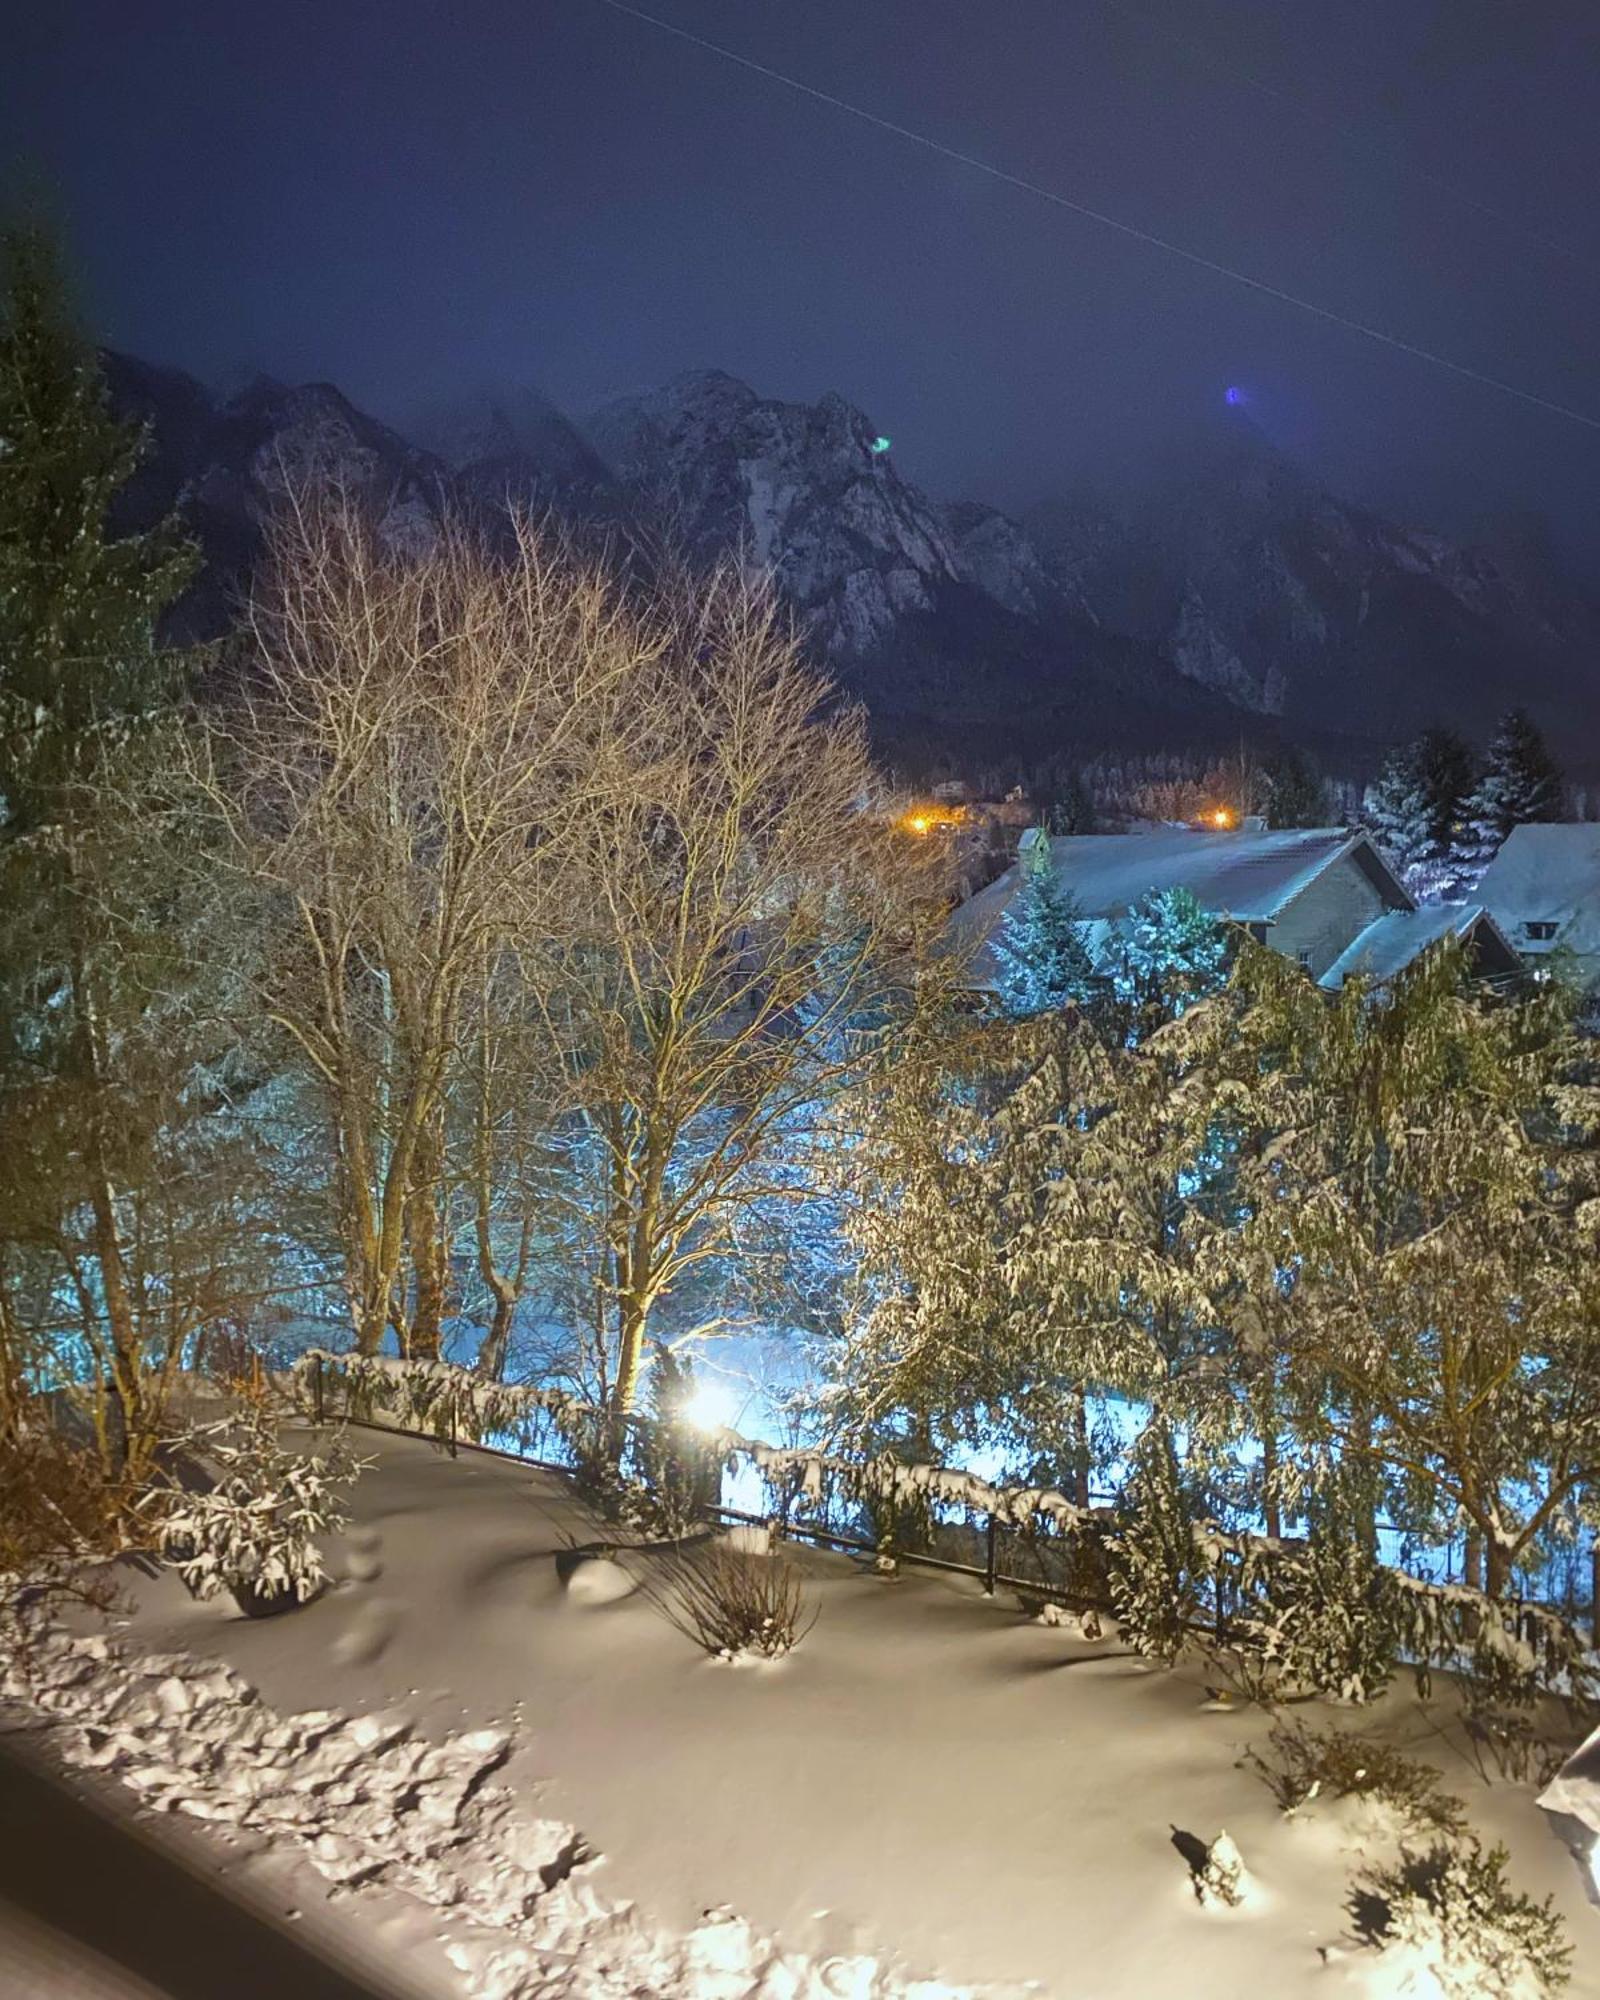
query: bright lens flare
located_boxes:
[683,1378,742,1433]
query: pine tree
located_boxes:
[1363,727,1475,900]
[0,223,194,823]
[1363,743,1431,878]
[1459,708,1562,882]
[1104,885,1230,1025]
[0,221,260,1484]
[1043,765,1097,835]
[1257,745,1330,829]
[992,870,1098,1017]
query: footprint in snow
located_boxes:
[331,1598,399,1666]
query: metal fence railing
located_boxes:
[299,1351,1598,1675]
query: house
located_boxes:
[952,820,1521,995]
[1475,823,1600,988]
[1317,901,1521,992]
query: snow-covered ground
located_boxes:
[8,1426,1600,1999]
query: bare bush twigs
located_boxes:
[630,1537,817,1660]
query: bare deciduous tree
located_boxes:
[534,565,951,1421]
[208,496,648,1356]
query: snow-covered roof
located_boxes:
[1476,823,1600,959]
[1317,904,1519,990]
[951,825,1406,984]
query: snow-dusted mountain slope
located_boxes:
[1027,409,1600,743]
[104,354,1600,765]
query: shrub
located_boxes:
[635,1539,817,1660]
[154,1400,368,1616]
[1245,1719,1465,1835]
[1462,1698,1572,1791]
[564,1370,720,1544]
[1350,1839,1571,1998]
[0,1405,124,1612]
[1105,1419,1207,1663]
[1193,1830,1249,1909]
[1242,1501,1397,1703]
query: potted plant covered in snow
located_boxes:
[154,1396,369,1617]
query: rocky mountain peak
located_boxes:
[587,371,960,657]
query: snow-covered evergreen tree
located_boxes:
[1363,744,1431,879]
[156,1403,368,1615]
[992,871,1097,1018]
[1245,1475,1397,1702]
[1104,886,1230,1026]
[1459,708,1563,882]
[1363,728,1475,901]
[1107,1417,1207,1662]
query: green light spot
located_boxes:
[869,435,892,454]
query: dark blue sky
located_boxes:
[9,1,1600,558]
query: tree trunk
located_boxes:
[1463,1534,1484,1593]
[478,1285,515,1381]
[612,1292,648,1417]
[1260,1402,1281,1542]
[75,954,144,1480]
[406,1119,448,1359]
[1070,1390,1091,1510]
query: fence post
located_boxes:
[985,1516,998,1596]
[314,1357,324,1427]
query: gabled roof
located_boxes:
[950,825,1409,986]
[1476,824,1600,956]
[1318,904,1521,990]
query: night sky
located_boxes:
[9,1,1600,564]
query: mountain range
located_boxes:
[104,353,1600,779]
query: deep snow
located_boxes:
[9,1427,1600,1999]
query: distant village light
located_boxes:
[900,802,966,837]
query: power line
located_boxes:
[590,0,1600,435]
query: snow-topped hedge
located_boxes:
[295,1350,1594,1703]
